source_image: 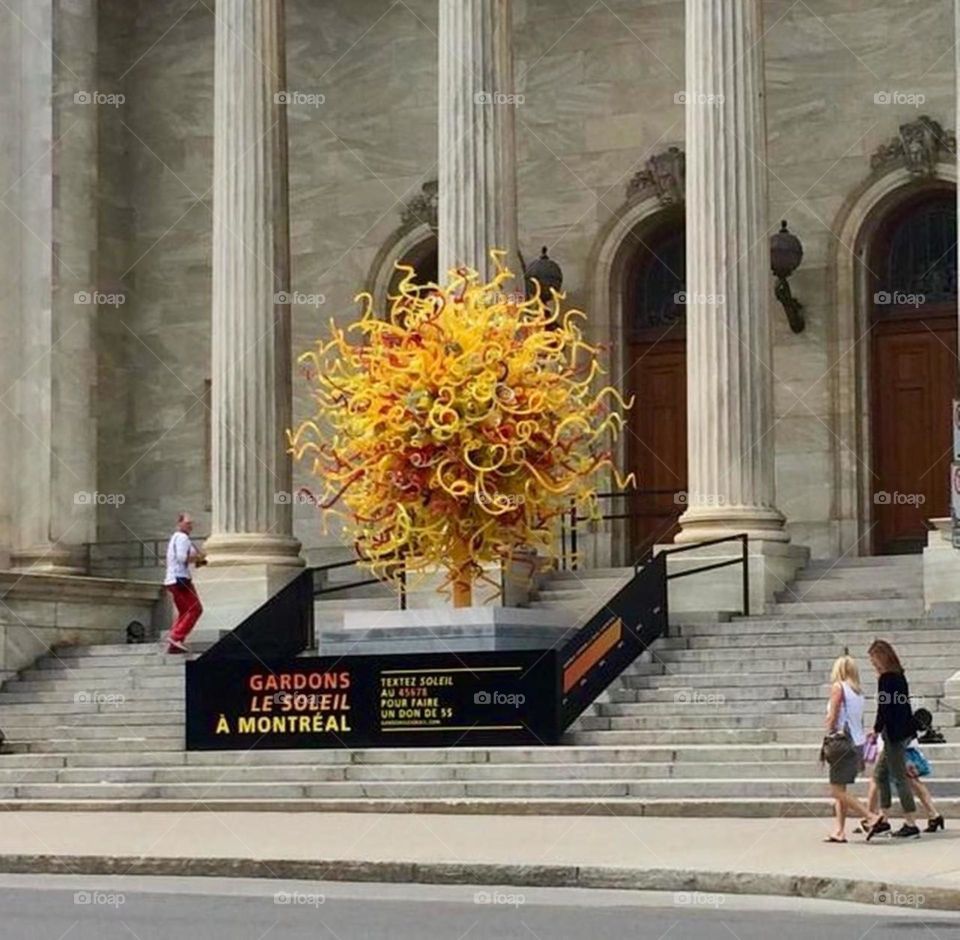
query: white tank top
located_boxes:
[832,681,866,746]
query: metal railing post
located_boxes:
[570,502,578,571]
[741,533,749,616]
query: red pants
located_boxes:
[167,581,203,642]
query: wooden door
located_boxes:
[868,186,957,555]
[628,338,687,557]
[871,316,957,554]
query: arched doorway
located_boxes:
[623,208,687,556]
[387,236,438,297]
[868,185,957,554]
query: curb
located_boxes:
[0,855,956,912]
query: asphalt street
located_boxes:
[0,876,959,940]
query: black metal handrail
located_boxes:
[82,535,209,571]
[654,533,750,616]
[559,489,682,570]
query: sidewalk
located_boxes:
[0,812,959,910]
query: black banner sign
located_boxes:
[186,649,561,750]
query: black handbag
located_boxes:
[821,685,856,764]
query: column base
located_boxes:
[202,532,304,568]
[659,538,809,617]
[190,561,305,642]
[9,545,85,576]
[675,505,790,544]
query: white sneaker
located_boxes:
[166,637,189,653]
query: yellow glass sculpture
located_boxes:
[289,251,634,607]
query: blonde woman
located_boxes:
[822,656,874,842]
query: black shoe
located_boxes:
[866,817,891,841]
[925,815,945,833]
[891,824,921,839]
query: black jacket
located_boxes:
[874,671,914,742]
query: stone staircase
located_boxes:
[0,554,957,815]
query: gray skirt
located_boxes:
[828,742,863,785]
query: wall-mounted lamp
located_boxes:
[524,246,563,300]
[770,220,805,333]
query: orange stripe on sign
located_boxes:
[563,617,623,693]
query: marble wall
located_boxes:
[76,0,957,562]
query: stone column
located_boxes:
[3,0,98,574]
[438,0,520,281]
[202,0,301,569]
[676,0,788,545]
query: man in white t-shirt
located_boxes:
[163,512,205,653]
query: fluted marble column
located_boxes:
[203,0,301,567]
[438,0,520,281]
[676,0,788,543]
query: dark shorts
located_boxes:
[829,743,863,785]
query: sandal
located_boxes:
[823,835,848,843]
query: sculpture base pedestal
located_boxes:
[319,606,576,656]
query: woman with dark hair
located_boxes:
[865,640,921,840]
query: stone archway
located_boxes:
[830,148,957,555]
[586,168,687,564]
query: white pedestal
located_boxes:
[321,606,577,656]
[922,518,960,613]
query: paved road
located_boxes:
[1,876,959,940]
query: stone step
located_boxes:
[2,756,954,786]
[677,616,955,636]
[577,710,958,731]
[548,568,634,581]
[775,585,921,602]
[681,630,957,650]
[648,651,953,671]
[5,795,959,817]
[0,690,182,705]
[3,675,183,693]
[6,776,960,801]
[0,698,180,715]
[804,556,922,571]
[27,662,185,678]
[619,669,955,690]
[616,669,955,705]
[3,741,954,770]
[11,738,184,754]
[766,599,923,617]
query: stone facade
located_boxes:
[0,0,957,566]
